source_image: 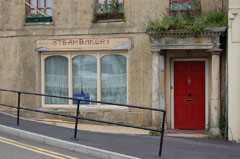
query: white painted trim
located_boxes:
[171,58,209,129]
[171,61,174,129]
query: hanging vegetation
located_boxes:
[148,10,227,34]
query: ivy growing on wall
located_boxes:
[148,10,227,34]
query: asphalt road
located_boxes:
[163,137,240,159]
[1,113,240,159]
[0,132,99,159]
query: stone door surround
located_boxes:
[148,27,226,136]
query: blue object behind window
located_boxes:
[73,94,90,105]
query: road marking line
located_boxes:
[0,136,80,159]
[0,139,67,159]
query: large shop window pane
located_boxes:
[45,56,69,104]
[101,55,127,104]
[73,56,97,104]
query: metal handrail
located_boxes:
[0,88,166,157]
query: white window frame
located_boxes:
[41,51,129,110]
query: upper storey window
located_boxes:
[170,0,200,11]
[94,0,125,22]
[97,0,124,13]
[26,0,53,23]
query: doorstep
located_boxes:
[165,129,209,138]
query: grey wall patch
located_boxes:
[109,43,132,51]
[35,47,51,53]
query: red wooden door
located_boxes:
[174,61,205,129]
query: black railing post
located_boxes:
[0,88,167,157]
[159,111,166,157]
[17,92,21,126]
[74,100,80,139]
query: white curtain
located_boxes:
[101,55,127,104]
[73,55,97,103]
[45,56,69,104]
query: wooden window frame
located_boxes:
[41,52,128,109]
[170,0,201,11]
[28,0,52,16]
[96,0,124,10]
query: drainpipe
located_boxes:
[224,0,229,141]
[222,0,224,11]
[224,34,228,140]
[226,0,229,11]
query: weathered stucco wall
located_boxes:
[0,0,227,126]
[0,32,153,126]
[0,0,227,30]
[228,0,240,141]
[201,0,227,13]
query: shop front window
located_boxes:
[101,55,127,104]
[73,55,97,104]
[45,56,69,104]
[43,54,127,106]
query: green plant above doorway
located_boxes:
[148,10,227,34]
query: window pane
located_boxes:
[98,6,105,13]
[45,56,69,104]
[101,55,127,104]
[182,2,189,10]
[46,0,52,7]
[38,0,44,8]
[118,0,124,4]
[39,9,45,15]
[46,9,52,16]
[191,0,199,9]
[172,2,180,10]
[30,0,37,7]
[107,0,113,3]
[98,0,105,4]
[73,56,97,104]
[30,10,37,15]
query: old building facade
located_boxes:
[0,0,227,136]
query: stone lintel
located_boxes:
[148,28,226,50]
[147,27,226,36]
[152,43,213,50]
